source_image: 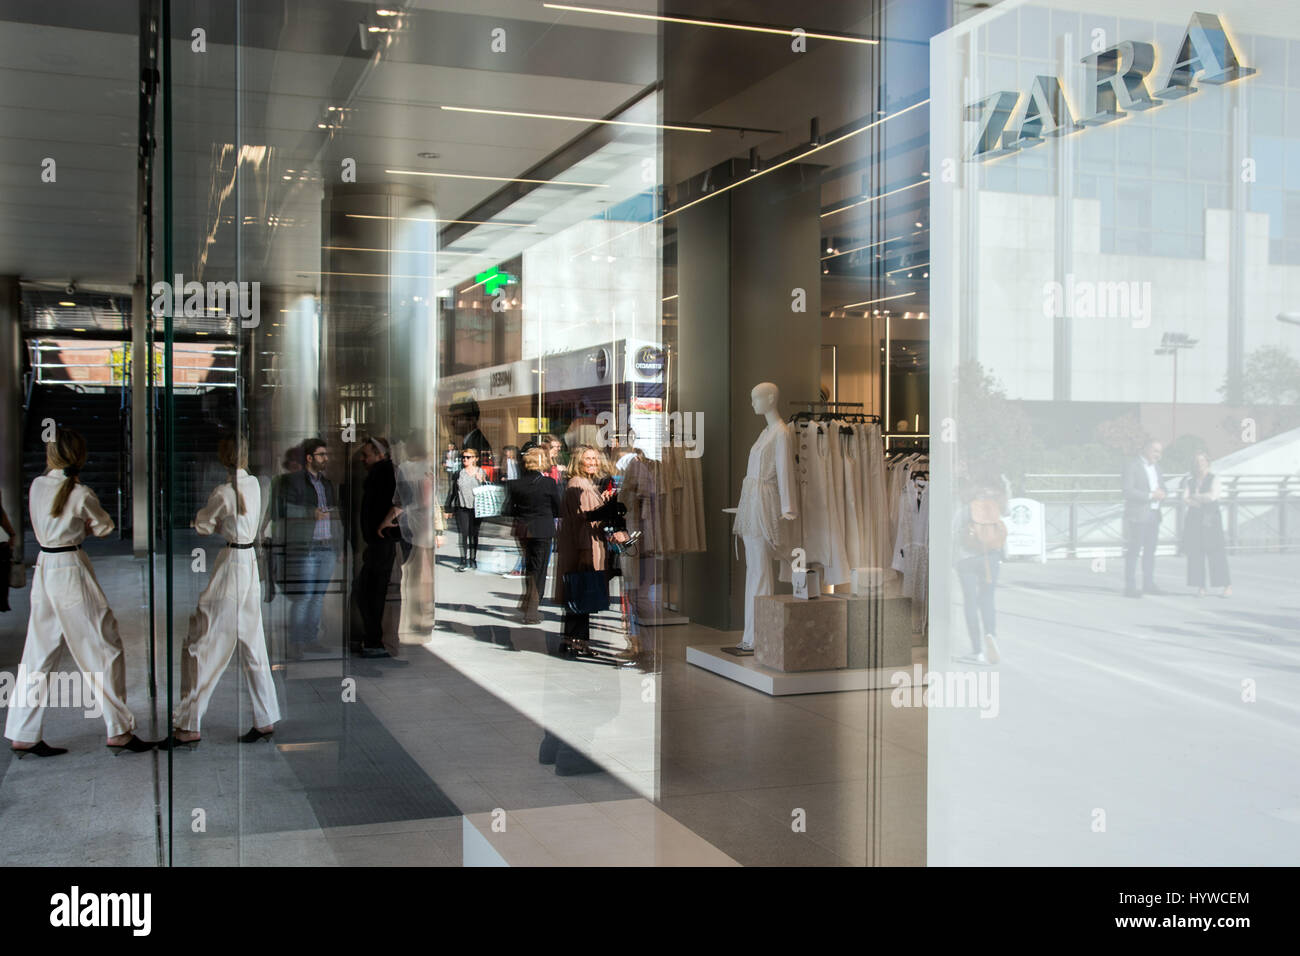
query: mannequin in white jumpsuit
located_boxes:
[731,383,797,650]
[5,430,155,756]
[163,440,281,748]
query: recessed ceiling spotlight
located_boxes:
[914,221,923,228]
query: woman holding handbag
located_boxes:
[444,447,486,571]
[554,445,623,656]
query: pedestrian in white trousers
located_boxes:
[5,429,156,757]
[161,439,280,749]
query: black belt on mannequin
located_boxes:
[226,541,256,549]
[41,545,81,554]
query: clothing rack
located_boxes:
[789,401,881,424]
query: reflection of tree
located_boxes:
[1219,346,1300,438]
[955,361,1035,490]
[1225,346,1300,405]
[1094,412,1147,459]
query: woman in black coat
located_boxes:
[505,447,562,624]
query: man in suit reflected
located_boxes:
[1121,438,1166,598]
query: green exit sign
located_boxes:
[475,267,517,295]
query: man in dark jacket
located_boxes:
[1121,438,1166,597]
[280,438,344,658]
[505,446,562,624]
[354,437,403,659]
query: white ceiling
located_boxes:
[0,0,934,319]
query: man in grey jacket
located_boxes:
[1121,439,1166,597]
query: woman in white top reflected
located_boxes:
[160,437,281,750]
[4,429,157,757]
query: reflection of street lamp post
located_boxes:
[1154,332,1199,441]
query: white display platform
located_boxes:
[686,644,926,696]
[463,799,739,867]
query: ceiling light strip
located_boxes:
[569,97,930,259]
[885,261,930,275]
[542,3,878,44]
[385,168,608,188]
[441,105,710,133]
[841,292,915,309]
[344,214,532,227]
[821,234,906,261]
[820,178,928,219]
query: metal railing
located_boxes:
[1022,473,1298,556]
[27,341,238,389]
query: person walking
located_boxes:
[5,429,156,756]
[506,446,562,624]
[352,437,404,660]
[280,438,342,658]
[1182,450,1232,598]
[0,490,16,613]
[160,437,280,750]
[1121,439,1167,597]
[444,446,486,571]
[381,435,445,634]
[953,477,1008,665]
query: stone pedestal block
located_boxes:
[755,595,847,672]
[843,594,913,669]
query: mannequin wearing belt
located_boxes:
[730,382,797,650]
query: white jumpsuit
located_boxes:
[4,471,137,743]
[172,471,281,733]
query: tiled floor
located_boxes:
[0,529,927,866]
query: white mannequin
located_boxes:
[730,382,797,650]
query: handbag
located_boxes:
[563,568,609,615]
[472,483,507,518]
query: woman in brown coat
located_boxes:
[554,445,614,654]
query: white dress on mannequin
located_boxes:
[733,419,797,649]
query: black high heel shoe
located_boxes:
[12,741,68,759]
[156,733,200,752]
[106,734,159,756]
[239,726,274,744]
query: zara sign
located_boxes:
[966,11,1254,161]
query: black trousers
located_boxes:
[521,536,552,617]
[1184,510,1230,588]
[453,506,480,564]
[1124,516,1160,590]
[355,538,398,648]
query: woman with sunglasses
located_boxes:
[444,447,486,571]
